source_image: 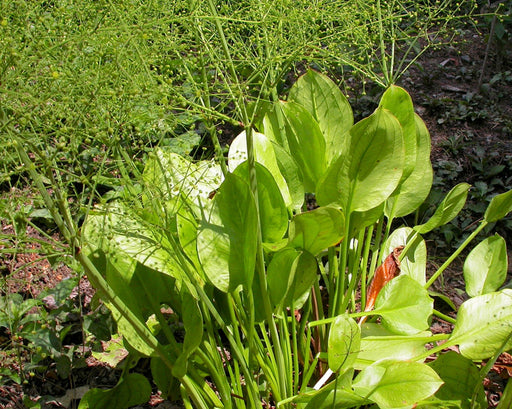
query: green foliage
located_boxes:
[14,69,512,408]
[4,0,508,405]
[0,277,104,386]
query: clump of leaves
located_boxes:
[16,70,512,408]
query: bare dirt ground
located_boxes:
[1,27,511,409]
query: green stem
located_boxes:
[14,138,213,409]
[432,309,456,325]
[425,220,488,289]
[360,225,375,312]
[376,0,390,85]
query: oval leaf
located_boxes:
[197,172,258,292]
[328,314,361,373]
[373,275,433,335]
[450,289,512,360]
[228,130,298,208]
[385,114,433,219]
[414,183,470,234]
[288,206,345,256]
[485,189,512,222]
[233,162,288,243]
[267,248,318,310]
[379,85,417,180]
[143,148,223,209]
[353,360,443,408]
[464,234,508,297]
[288,69,353,164]
[317,107,404,213]
[278,100,326,192]
[356,323,428,370]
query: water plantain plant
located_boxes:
[15,70,512,408]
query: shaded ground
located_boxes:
[1,27,512,408]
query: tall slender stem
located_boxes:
[425,220,488,289]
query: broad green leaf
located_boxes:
[317,107,404,213]
[302,380,368,409]
[353,360,443,409]
[414,183,470,234]
[268,248,298,307]
[355,323,429,370]
[84,202,186,283]
[288,207,344,256]
[385,114,433,219]
[83,212,178,357]
[172,290,203,378]
[267,248,318,310]
[328,314,361,373]
[428,351,487,409]
[350,203,385,232]
[383,227,426,285]
[228,130,296,208]
[262,103,288,149]
[271,141,304,210]
[177,209,204,279]
[373,275,433,335]
[288,70,353,164]
[143,148,223,209]
[278,100,326,192]
[464,234,507,297]
[233,162,288,243]
[485,189,512,222]
[197,172,258,292]
[78,373,151,409]
[104,259,175,356]
[379,85,417,180]
[450,289,512,360]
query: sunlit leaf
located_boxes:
[233,161,288,243]
[373,275,433,335]
[197,172,258,292]
[464,234,507,297]
[328,314,361,373]
[278,100,327,192]
[355,323,429,370]
[379,85,417,180]
[288,206,344,256]
[383,227,426,285]
[414,183,470,234]
[302,380,367,409]
[143,148,223,210]
[317,107,404,213]
[353,360,443,408]
[485,189,512,222]
[450,289,512,360]
[385,114,433,219]
[228,130,296,208]
[288,69,353,165]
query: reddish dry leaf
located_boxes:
[365,246,404,312]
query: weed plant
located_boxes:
[6,1,512,408]
[15,66,512,409]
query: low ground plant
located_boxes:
[14,69,512,408]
